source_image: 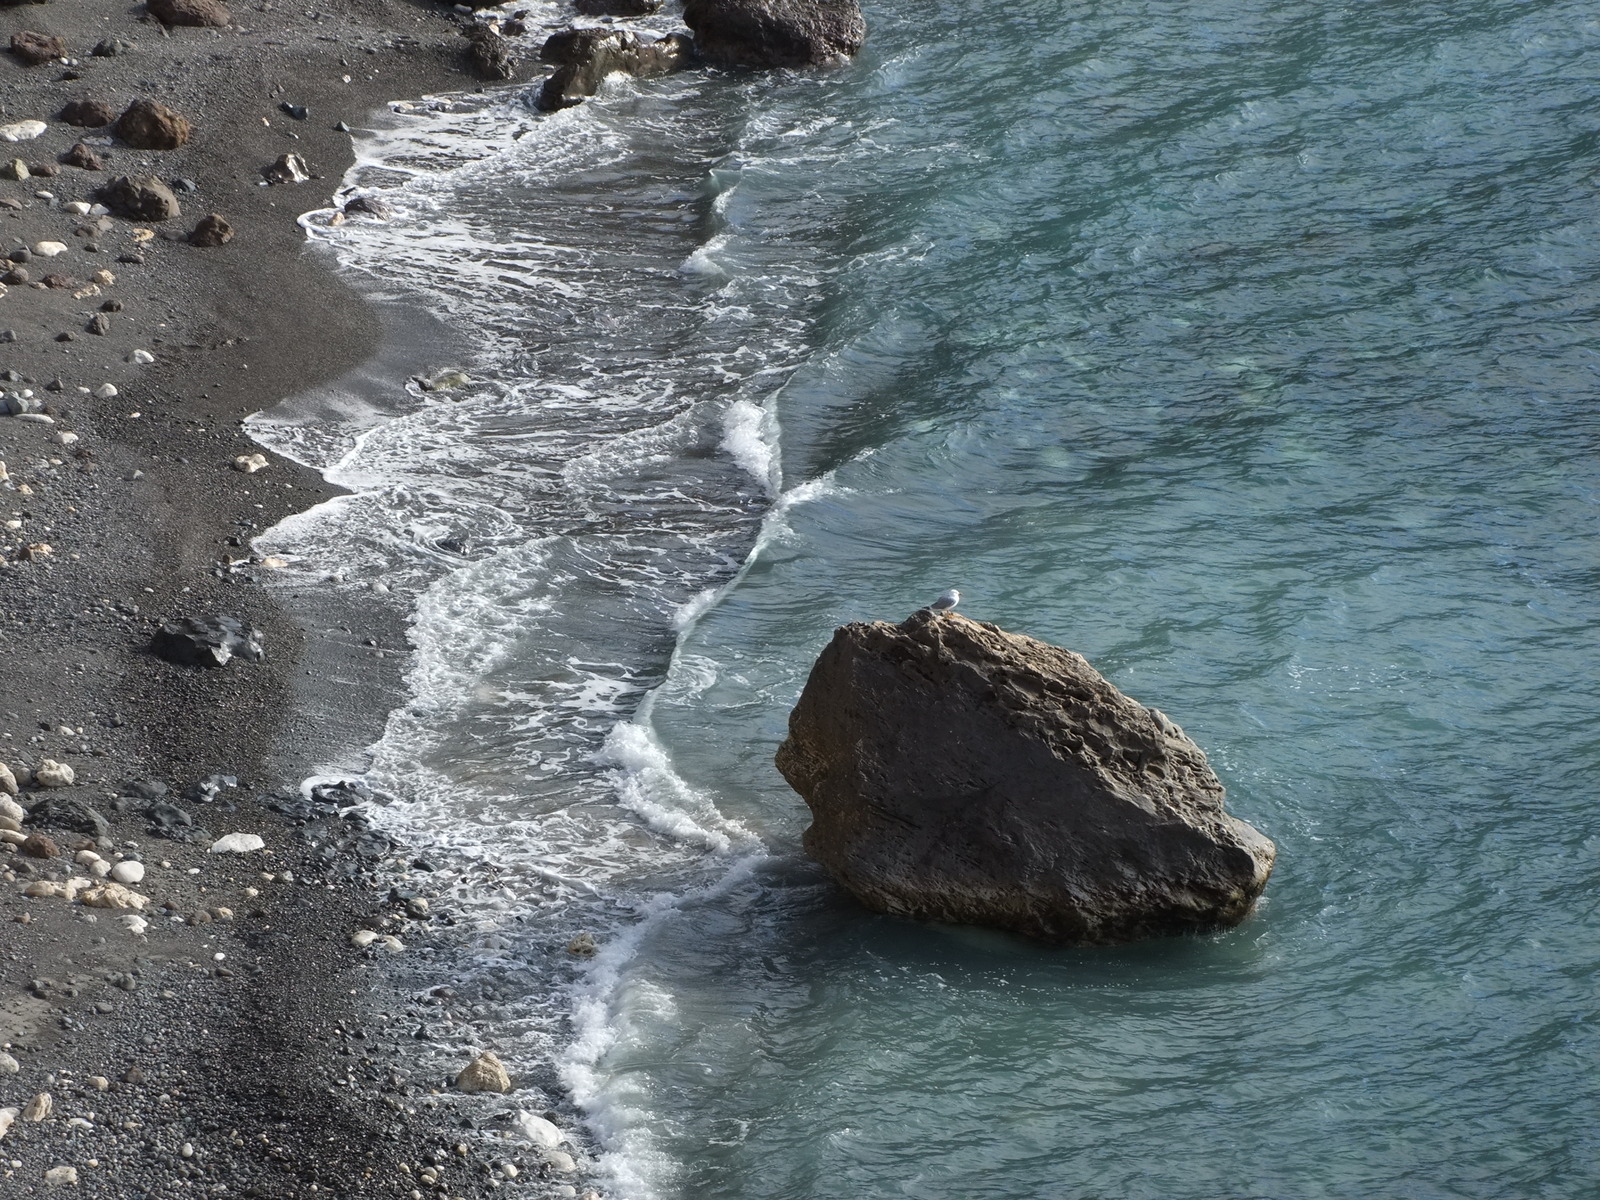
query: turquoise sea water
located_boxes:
[263,0,1600,1195]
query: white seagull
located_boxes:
[928,588,960,615]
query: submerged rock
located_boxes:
[775,611,1275,944]
[536,29,690,112]
[682,0,864,68]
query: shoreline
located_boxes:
[0,3,588,1195]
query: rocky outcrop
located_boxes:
[536,29,690,112]
[96,175,181,221]
[775,612,1275,944]
[682,0,864,68]
[115,98,191,150]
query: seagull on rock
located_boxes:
[927,588,960,616]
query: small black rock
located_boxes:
[150,614,265,667]
[280,102,309,120]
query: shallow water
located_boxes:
[256,0,1600,1195]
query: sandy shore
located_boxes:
[0,2,591,1195]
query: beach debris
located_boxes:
[262,153,311,184]
[62,143,104,171]
[455,1051,512,1094]
[115,99,192,151]
[59,99,116,128]
[122,914,149,935]
[96,175,181,221]
[464,25,516,81]
[44,1166,78,1187]
[683,0,865,67]
[189,213,234,246]
[776,611,1277,944]
[209,832,265,853]
[0,120,48,143]
[148,0,233,28]
[110,860,145,885]
[22,1093,52,1122]
[536,29,689,112]
[151,614,265,667]
[33,759,75,788]
[10,32,67,68]
[79,882,149,911]
[232,453,268,473]
[514,1111,565,1149]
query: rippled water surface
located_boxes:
[260,0,1600,1195]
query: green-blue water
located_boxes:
[265,0,1600,1194]
[600,1,1600,1195]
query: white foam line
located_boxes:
[561,850,768,1200]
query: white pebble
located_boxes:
[350,929,378,948]
[208,832,265,854]
[32,241,67,258]
[94,384,117,399]
[129,349,155,365]
[43,1165,78,1186]
[109,860,144,885]
[0,120,47,143]
[120,914,148,936]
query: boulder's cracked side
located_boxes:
[776,611,1275,944]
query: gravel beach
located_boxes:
[0,2,591,1195]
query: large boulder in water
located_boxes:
[536,29,690,111]
[775,611,1276,944]
[682,0,865,68]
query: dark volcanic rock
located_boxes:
[97,175,181,220]
[574,0,663,15]
[682,0,864,67]
[93,38,137,57]
[464,25,516,80]
[27,797,111,838]
[189,212,234,246]
[62,143,105,171]
[774,611,1276,944]
[10,30,66,66]
[115,98,192,150]
[59,99,116,128]
[342,194,391,219]
[146,0,232,27]
[150,614,264,667]
[536,29,689,111]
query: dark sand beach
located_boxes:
[0,2,572,1194]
